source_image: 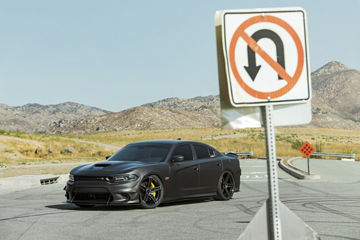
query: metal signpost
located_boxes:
[263,104,281,239]
[215,7,319,240]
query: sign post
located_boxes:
[263,105,281,239]
[308,157,310,175]
[215,7,320,240]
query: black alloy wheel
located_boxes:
[216,172,235,200]
[139,175,164,209]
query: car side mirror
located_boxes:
[172,155,184,162]
[105,155,112,160]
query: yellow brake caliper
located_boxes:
[151,182,156,197]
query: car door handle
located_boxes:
[193,167,199,171]
[217,163,222,167]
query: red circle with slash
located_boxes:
[229,15,304,99]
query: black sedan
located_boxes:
[65,140,241,208]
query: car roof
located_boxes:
[130,140,211,146]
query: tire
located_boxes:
[216,171,235,200]
[139,175,164,209]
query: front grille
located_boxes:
[73,192,113,203]
[74,176,109,181]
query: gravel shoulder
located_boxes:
[0,161,92,178]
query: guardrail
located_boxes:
[224,152,254,157]
[258,156,282,161]
[40,176,59,185]
[311,152,356,159]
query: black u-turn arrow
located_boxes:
[244,29,285,81]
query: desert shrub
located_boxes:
[4,149,14,153]
[14,131,25,138]
[291,139,304,150]
[257,133,264,140]
[344,146,354,154]
[314,142,323,152]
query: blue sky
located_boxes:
[0,0,359,112]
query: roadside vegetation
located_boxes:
[0,127,359,168]
[78,127,360,160]
[0,130,113,166]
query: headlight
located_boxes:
[105,174,138,183]
[69,174,74,182]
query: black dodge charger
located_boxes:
[65,140,241,208]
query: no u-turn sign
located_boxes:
[220,7,311,106]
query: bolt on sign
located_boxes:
[299,141,315,158]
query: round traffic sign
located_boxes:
[229,15,304,99]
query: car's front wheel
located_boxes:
[139,175,164,209]
[216,171,235,200]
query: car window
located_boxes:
[194,144,210,159]
[109,144,171,162]
[172,144,193,161]
[209,147,218,157]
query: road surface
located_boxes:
[0,159,359,240]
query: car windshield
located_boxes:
[109,144,171,163]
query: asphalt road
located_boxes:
[0,159,359,240]
[292,158,360,182]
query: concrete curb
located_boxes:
[0,174,68,195]
[279,157,320,180]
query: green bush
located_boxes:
[291,139,304,150]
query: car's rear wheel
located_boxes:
[139,175,163,209]
[216,171,235,200]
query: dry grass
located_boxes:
[0,127,359,168]
[0,130,113,166]
[79,127,360,160]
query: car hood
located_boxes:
[71,160,152,176]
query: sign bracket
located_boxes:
[238,104,320,240]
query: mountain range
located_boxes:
[0,102,109,133]
[0,61,359,134]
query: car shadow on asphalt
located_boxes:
[159,197,213,208]
[46,203,138,211]
[46,198,214,211]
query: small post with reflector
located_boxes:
[299,141,316,175]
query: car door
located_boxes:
[169,143,200,198]
[195,144,222,194]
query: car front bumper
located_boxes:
[65,179,141,205]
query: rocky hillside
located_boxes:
[310,61,360,128]
[49,96,221,135]
[0,102,110,133]
[143,96,220,112]
[48,61,359,134]
[1,61,359,134]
